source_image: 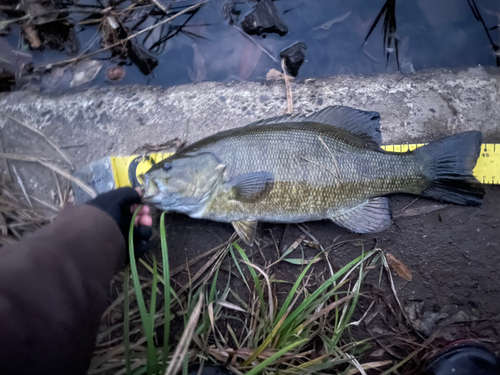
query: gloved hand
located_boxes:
[86,187,153,260]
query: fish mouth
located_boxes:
[142,177,160,200]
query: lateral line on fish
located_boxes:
[79,143,499,193]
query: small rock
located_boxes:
[279,42,307,77]
[106,66,125,81]
[241,0,288,36]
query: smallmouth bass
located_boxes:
[143,106,484,245]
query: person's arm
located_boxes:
[0,188,151,375]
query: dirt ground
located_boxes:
[160,186,500,354]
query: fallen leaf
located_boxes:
[239,37,262,80]
[23,2,58,25]
[133,138,185,154]
[266,68,294,81]
[216,300,246,313]
[394,203,448,218]
[313,11,352,30]
[386,253,412,281]
[303,239,321,249]
[0,37,32,74]
[188,44,206,83]
[22,24,41,49]
[70,60,102,88]
[370,348,386,358]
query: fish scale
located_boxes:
[184,123,425,222]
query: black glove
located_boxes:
[86,187,152,260]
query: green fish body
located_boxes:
[143,106,484,244]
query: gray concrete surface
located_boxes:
[1,66,499,171]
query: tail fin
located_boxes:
[414,131,485,206]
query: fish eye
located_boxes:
[163,162,172,172]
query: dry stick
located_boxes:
[170,233,237,277]
[281,58,293,114]
[379,250,409,324]
[317,136,343,185]
[0,153,96,198]
[30,196,60,213]
[151,0,168,14]
[12,166,32,207]
[0,139,11,182]
[232,24,278,63]
[242,261,274,321]
[298,156,338,180]
[34,1,206,70]
[52,170,63,208]
[0,112,74,168]
[176,244,228,296]
[164,293,204,375]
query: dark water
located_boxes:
[2,0,500,90]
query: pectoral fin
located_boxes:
[332,197,392,233]
[232,220,257,246]
[228,172,274,203]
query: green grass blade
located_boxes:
[129,206,157,375]
[124,266,132,374]
[274,254,320,325]
[245,339,308,375]
[229,245,251,292]
[233,243,266,313]
[277,252,373,347]
[160,212,171,372]
[209,266,220,303]
[149,256,158,343]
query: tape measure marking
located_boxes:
[381,143,499,185]
[111,153,173,188]
[110,144,500,188]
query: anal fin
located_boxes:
[332,197,392,233]
[232,220,257,246]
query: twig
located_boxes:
[12,166,32,208]
[0,112,74,169]
[151,0,168,14]
[164,293,203,375]
[297,224,334,277]
[298,156,338,179]
[52,170,63,208]
[281,58,293,114]
[170,233,237,277]
[0,138,11,182]
[34,1,207,70]
[380,333,438,375]
[394,196,419,216]
[0,153,96,198]
[60,142,86,149]
[232,24,278,63]
[379,250,409,324]
[318,136,343,185]
[30,196,60,213]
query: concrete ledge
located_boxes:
[1,66,499,169]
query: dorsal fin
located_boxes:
[245,106,382,146]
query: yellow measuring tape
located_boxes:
[381,143,499,185]
[110,144,500,188]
